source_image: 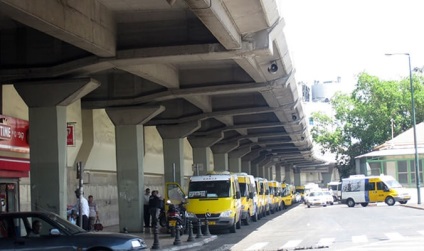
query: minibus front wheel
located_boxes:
[347,198,355,207]
[229,218,236,233]
[385,196,395,206]
[360,203,368,207]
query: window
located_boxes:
[376,182,387,191]
[397,161,408,184]
[365,182,375,191]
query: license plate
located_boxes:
[169,220,176,227]
[205,221,215,225]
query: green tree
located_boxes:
[311,72,424,178]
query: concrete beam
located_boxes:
[106,106,165,126]
[119,64,179,89]
[211,141,239,154]
[14,78,100,107]
[157,121,201,139]
[228,146,251,159]
[1,42,271,83]
[186,0,241,49]
[188,132,224,148]
[0,0,116,57]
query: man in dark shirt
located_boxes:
[149,190,163,227]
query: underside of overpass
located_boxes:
[0,0,327,168]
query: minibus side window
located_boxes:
[377,182,388,191]
[366,182,375,191]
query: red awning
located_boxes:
[0,157,29,177]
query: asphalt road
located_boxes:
[196,201,424,251]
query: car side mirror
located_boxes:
[235,191,241,199]
[50,229,61,236]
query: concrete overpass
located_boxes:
[0,0,330,231]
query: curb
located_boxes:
[155,235,218,251]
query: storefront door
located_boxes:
[0,180,18,212]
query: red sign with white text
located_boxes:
[67,124,75,146]
[0,115,29,153]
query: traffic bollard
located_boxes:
[151,224,160,250]
[203,218,211,236]
[196,219,203,238]
[173,224,181,245]
[187,220,194,242]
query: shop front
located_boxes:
[0,115,30,212]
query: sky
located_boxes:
[278,0,424,86]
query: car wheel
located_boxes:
[252,210,258,222]
[385,196,395,206]
[236,216,241,229]
[244,212,251,225]
[399,201,407,205]
[229,218,236,233]
[347,198,355,207]
[360,202,368,207]
[281,202,285,210]
[307,204,311,208]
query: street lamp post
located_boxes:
[386,53,421,204]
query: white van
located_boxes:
[341,174,411,207]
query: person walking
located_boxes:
[75,189,89,231]
[149,190,163,227]
[143,188,151,228]
[88,195,99,231]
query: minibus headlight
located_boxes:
[220,210,232,217]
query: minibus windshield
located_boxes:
[188,180,230,198]
[385,179,403,188]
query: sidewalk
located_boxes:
[102,224,218,251]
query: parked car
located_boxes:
[322,190,334,205]
[305,191,327,208]
[0,211,148,250]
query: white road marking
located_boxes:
[280,239,303,249]
[352,235,368,243]
[245,242,268,250]
[316,237,335,246]
[385,232,404,240]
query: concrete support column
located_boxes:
[192,147,210,175]
[229,147,251,173]
[284,166,292,184]
[242,150,260,176]
[229,158,241,173]
[321,172,332,185]
[241,160,251,174]
[157,121,201,185]
[162,138,184,184]
[275,165,282,182]
[14,78,99,218]
[294,172,301,186]
[188,133,223,175]
[211,142,239,172]
[268,166,273,180]
[106,106,164,233]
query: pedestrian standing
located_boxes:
[75,189,89,231]
[88,195,99,231]
[143,188,151,228]
[149,190,163,227]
